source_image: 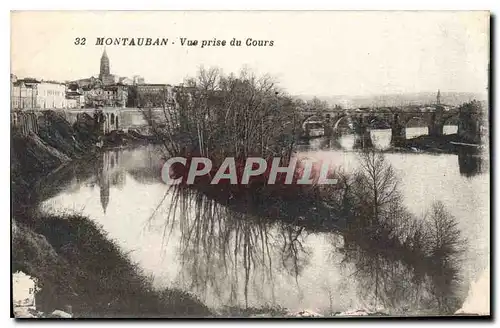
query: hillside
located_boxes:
[296,92,488,108]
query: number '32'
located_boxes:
[74,37,86,45]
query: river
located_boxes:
[37,127,489,315]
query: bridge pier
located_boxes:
[331,114,344,138]
[91,108,121,135]
[323,114,333,138]
[390,114,406,147]
[11,111,39,136]
[428,111,444,137]
[93,111,106,135]
[353,115,373,149]
[458,101,484,144]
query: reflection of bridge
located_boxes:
[299,105,484,146]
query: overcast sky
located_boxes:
[11,11,489,97]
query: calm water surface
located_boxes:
[38,127,489,314]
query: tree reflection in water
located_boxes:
[331,150,467,315]
[458,148,486,178]
[146,149,467,315]
[154,186,311,309]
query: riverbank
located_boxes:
[395,133,482,154]
[11,111,212,318]
[11,112,96,207]
[12,212,211,318]
[11,111,162,207]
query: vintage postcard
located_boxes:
[11,11,490,318]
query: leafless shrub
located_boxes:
[143,66,300,163]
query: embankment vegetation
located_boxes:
[144,67,301,160]
[143,67,344,220]
[13,212,211,318]
[11,110,104,207]
[11,111,212,317]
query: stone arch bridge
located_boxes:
[299,106,481,146]
[11,107,163,137]
[59,107,167,134]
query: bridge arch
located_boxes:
[302,115,324,130]
[403,116,428,128]
[441,112,459,135]
[367,115,392,129]
[302,115,326,138]
[302,115,323,130]
[301,114,319,127]
[333,114,350,130]
[403,116,429,139]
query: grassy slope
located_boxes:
[12,213,211,318]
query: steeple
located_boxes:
[100,183,109,214]
[99,151,110,214]
[100,48,110,78]
[436,89,441,105]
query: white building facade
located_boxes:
[36,82,67,109]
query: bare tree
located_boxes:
[353,149,401,227]
[154,66,300,162]
[424,201,466,313]
[307,97,330,115]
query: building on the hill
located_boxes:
[66,83,85,109]
[133,75,145,85]
[99,49,117,86]
[69,49,140,108]
[11,77,37,109]
[82,83,128,108]
[103,84,129,108]
[36,81,67,109]
[118,77,133,85]
[11,77,67,109]
[99,49,137,86]
[129,84,177,108]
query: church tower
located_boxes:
[436,89,441,105]
[99,48,110,79]
[99,151,110,214]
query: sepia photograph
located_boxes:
[10,10,490,319]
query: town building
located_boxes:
[69,50,137,108]
[36,81,67,109]
[133,75,145,85]
[118,77,133,85]
[132,84,177,108]
[11,49,168,110]
[66,83,85,109]
[103,84,129,108]
[11,77,67,110]
[11,77,37,109]
[82,82,128,108]
[99,49,136,86]
[99,49,117,86]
